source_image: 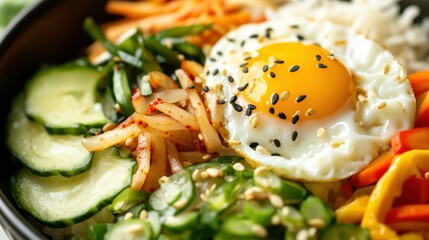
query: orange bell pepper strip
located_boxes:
[391,128,429,154]
[415,91,429,127]
[350,150,395,188]
[409,70,429,96]
[385,204,429,223]
[361,150,429,240]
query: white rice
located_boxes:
[266,0,429,72]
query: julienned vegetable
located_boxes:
[88,157,369,240]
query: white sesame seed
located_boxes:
[384,64,390,74]
[124,212,133,220]
[251,51,260,58]
[233,162,245,171]
[280,91,290,100]
[316,127,326,138]
[281,207,291,216]
[305,108,315,116]
[202,154,212,161]
[296,229,309,240]
[198,133,204,141]
[228,140,241,146]
[377,101,387,109]
[251,116,261,128]
[173,198,187,209]
[268,62,275,69]
[357,94,367,103]
[271,214,281,225]
[268,194,284,208]
[244,186,267,200]
[200,193,209,201]
[200,171,209,179]
[125,137,134,147]
[331,141,344,149]
[308,227,317,237]
[159,176,169,184]
[129,224,144,234]
[268,56,276,63]
[251,224,267,238]
[102,122,117,132]
[207,168,223,178]
[205,188,211,197]
[210,183,217,192]
[256,145,271,155]
[139,210,148,220]
[232,88,239,95]
[192,169,200,181]
[165,39,173,49]
[254,166,267,176]
[308,218,326,228]
[178,54,185,60]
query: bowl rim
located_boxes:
[0,0,58,239]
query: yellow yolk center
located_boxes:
[240,42,354,123]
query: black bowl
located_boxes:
[0,0,429,239]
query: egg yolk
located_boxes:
[240,42,354,124]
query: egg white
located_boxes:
[203,17,415,181]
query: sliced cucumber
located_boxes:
[7,95,92,177]
[11,147,135,227]
[24,66,108,135]
[105,219,153,240]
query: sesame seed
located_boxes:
[308,218,326,228]
[290,25,299,29]
[206,70,210,75]
[251,115,260,128]
[254,166,267,176]
[227,38,235,42]
[233,162,245,171]
[209,57,216,62]
[217,99,225,105]
[274,139,281,147]
[271,93,279,105]
[277,112,287,120]
[377,101,387,109]
[238,83,249,91]
[269,72,276,78]
[251,225,268,238]
[213,68,219,75]
[271,215,281,225]
[198,133,204,141]
[268,194,284,208]
[200,193,209,202]
[244,56,252,61]
[256,145,271,155]
[269,107,275,114]
[207,168,223,178]
[384,64,390,74]
[227,76,234,83]
[232,103,243,112]
[306,108,315,116]
[203,86,209,92]
[271,153,281,156]
[159,176,169,184]
[249,34,258,39]
[241,40,246,47]
[124,212,133,220]
[139,210,148,220]
[102,122,117,132]
[289,65,300,72]
[173,198,187,209]
[242,67,249,73]
[292,131,298,141]
[292,114,300,124]
[280,91,290,100]
[315,55,321,61]
[263,65,269,72]
[274,59,284,64]
[248,104,256,110]
[297,34,305,41]
[296,95,307,103]
[200,171,209,179]
[187,85,195,89]
[192,169,200,181]
[230,95,237,104]
[249,142,259,149]
[245,107,252,116]
[227,139,241,146]
[317,127,326,138]
[317,63,328,69]
[251,51,259,58]
[239,62,248,68]
[296,229,309,240]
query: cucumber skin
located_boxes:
[24,65,108,135]
[10,149,136,228]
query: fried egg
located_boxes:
[203,17,415,181]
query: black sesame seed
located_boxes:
[217,51,223,56]
[229,95,238,104]
[290,25,299,29]
[292,131,298,141]
[217,99,226,105]
[274,139,281,147]
[239,62,248,68]
[209,57,217,62]
[329,53,335,57]
[248,104,256,110]
[244,57,252,61]
[249,34,258,39]
[241,40,246,47]
[213,69,219,76]
[242,67,249,73]
[296,95,307,103]
[227,38,235,42]
[228,76,234,83]
[274,60,284,64]
[277,112,287,120]
[203,86,209,92]
[245,107,252,116]
[263,65,269,72]
[271,153,281,156]
[249,142,259,149]
[297,34,305,41]
[292,114,300,124]
[238,83,249,91]
[265,28,273,39]
[318,63,328,69]
[269,72,276,78]
[271,93,279,105]
[187,85,195,89]
[206,70,210,75]
[269,107,275,114]
[289,65,300,72]
[315,55,321,61]
[232,103,243,112]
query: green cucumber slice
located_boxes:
[105,219,153,240]
[6,95,92,177]
[24,66,108,135]
[11,147,135,227]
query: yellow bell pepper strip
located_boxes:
[361,150,429,240]
[350,150,395,188]
[336,195,370,224]
[391,128,429,154]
